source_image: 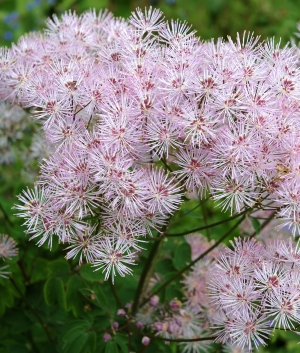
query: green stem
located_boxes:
[0,202,13,226]
[140,215,246,308]
[164,208,250,237]
[149,335,216,343]
[201,197,211,240]
[130,319,216,343]
[161,154,173,173]
[132,221,171,314]
[132,238,164,315]
[109,277,123,308]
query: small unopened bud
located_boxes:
[149,295,159,307]
[125,302,132,309]
[136,321,144,329]
[103,333,111,342]
[169,298,182,311]
[113,321,119,329]
[117,309,126,316]
[142,336,150,346]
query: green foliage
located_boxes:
[79,264,105,282]
[0,0,299,47]
[104,341,118,353]
[173,242,191,270]
[44,277,66,309]
[251,217,262,235]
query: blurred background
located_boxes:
[0,0,300,46]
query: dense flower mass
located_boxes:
[137,235,300,352]
[1,7,300,282]
[208,237,300,350]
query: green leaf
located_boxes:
[30,258,49,283]
[92,283,109,308]
[173,242,191,270]
[43,277,66,309]
[2,309,31,334]
[102,285,116,314]
[114,334,129,353]
[85,331,97,353]
[0,284,14,307]
[66,275,86,317]
[43,277,57,305]
[93,315,110,330]
[155,258,175,274]
[105,341,119,353]
[0,292,5,316]
[48,259,70,276]
[80,264,105,282]
[165,285,183,302]
[63,326,89,344]
[251,217,261,234]
[7,343,29,353]
[64,319,91,332]
[79,288,106,310]
[64,333,89,353]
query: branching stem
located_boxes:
[140,215,246,308]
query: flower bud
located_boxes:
[103,333,111,342]
[149,295,159,307]
[117,309,126,316]
[142,336,150,346]
[136,321,144,329]
[169,298,182,311]
[113,321,119,329]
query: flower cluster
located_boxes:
[138,234,300,352]
[1,7,300,281]
[0,234,18,278]
[0,102,30,164]
[208,237,300,351]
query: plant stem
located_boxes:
[140,215,246,308]
[132,222,170,314]
[161,154,173,173]
[0,202,13,226]
[132,237,164,315]
[109,277,123,308]
[201,197,211,240]
[150,335,217,343]
[130,319,216,343]
[74,100,91,117]
[165,208,250,237]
